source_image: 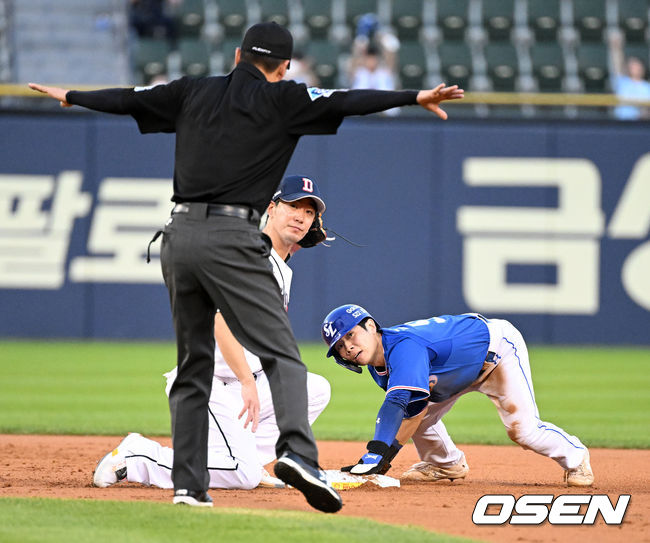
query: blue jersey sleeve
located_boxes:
[385,338,430,402]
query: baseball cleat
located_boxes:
[274,452,342,513]
[564,449,594,487]
[401,453,469,482]
[259,468,286,488]
[93,432,140,488]
[173,489,214,507]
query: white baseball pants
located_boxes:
[411,419,465,467]
[414,319,587,470]
[123,371,330,489]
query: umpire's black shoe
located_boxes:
[173,489,214,507]
[274,452,343,513]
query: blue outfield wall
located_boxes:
[0,111,649,344]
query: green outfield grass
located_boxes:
[0,341,649,448]
[0,498,477,543]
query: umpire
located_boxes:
[29,22,463,513]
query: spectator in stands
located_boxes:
[348,14,400,115]
[350,44,396,91]
[129,0,179,46]
[285,51,320,87]
[609,32,650,120]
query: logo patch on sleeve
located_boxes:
[306,87,345,101]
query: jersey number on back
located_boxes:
[406,317,446,327]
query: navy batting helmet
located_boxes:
[321,304,377,373]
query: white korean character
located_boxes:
[69,178,171,283]
[608,153,650,311]
[457,158,605,315]
[0,171,90,289]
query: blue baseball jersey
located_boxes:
[369,314,491,411]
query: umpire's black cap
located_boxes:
[241,22,293,60]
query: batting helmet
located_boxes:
[321,304,378,373]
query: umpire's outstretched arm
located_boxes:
[29,82,464,121]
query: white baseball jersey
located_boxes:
[213,248,292,379]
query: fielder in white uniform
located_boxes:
[93,175,333,490]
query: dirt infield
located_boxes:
[0,435,648,542]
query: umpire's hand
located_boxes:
[417,84,465,120]
[28,83,72,107]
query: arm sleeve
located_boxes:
[281,82,419,135]
[326,88,419,115]
[66,78,190,133]
[373,389,411,445]
[66,88,133,114]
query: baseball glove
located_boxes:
[298,213,327,248]
[341,440,402,475]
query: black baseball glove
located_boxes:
[341,440,403,475]
[298,213,327,248]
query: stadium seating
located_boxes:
[573,0,607,42]
[527,0,561,42]
[390,0,425,41]
[437,0,470,41]
[176,0,205,37]
[438,40,473,90]
[260,0,290,27]
[116,1,650,120]
[484,42,519,91]
[398,40,427,88]
[302,0,334,39]
[219,37,241,73]
[482,0,515,42]
[530,42,565,91]
[179,38,210,77]
[576,42,610,92]
[306,40,340,87]
[217,0,248,38]
[134,38,170,82]
[618,0,649,43]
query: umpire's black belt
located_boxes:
[172,202,260,223]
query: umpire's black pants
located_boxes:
[160,204,318,492]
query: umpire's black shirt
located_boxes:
[67,62,418,214]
